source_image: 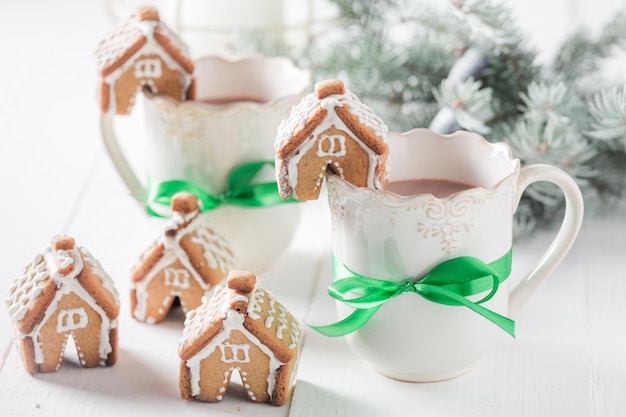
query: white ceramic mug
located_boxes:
[326,129,584,382]
[101,55,311,271]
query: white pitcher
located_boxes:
[101,55,311,271]
[322,129,584,382]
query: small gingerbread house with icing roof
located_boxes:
[5,236,120,375]
[274,79,389,200]
[131,192,236,324]
[178,271,301,406]
[95,6,195,115]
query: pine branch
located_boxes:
[433,78,494,133]
[445,0,539,131]
[448,0,525,52]
[588,85,626,142]
[233,0,626,235]
[551,11,626,83]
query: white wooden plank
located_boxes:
[580,202,626,415]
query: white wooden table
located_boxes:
[1,1,625,416]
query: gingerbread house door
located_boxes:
[197,330,273,402]
[37,292,105,371]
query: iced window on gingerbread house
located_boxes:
[56,307,88,333]
[134,58,162,78]
[164,268,191,289]
[218,342,251,363]
[317,134,347,157]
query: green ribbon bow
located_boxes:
[310,250,515,337]
[141,161,297,217]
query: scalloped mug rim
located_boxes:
[327,128,521,205]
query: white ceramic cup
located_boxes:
[327,128,584,382]
[101,55,311,271]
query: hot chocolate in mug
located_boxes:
[101,55,311,271]
[317,129,584,382]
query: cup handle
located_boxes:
[100,113,147,203]
[508,164,584,316]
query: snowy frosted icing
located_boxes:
[274,80,389,200]
[131,211,236,323]
[274,86,388,151]
[95,18,144,72]
[190,225,235,274]
[274,93,319,151]
[5,238,120,374]
[179,273,301,405]
[6,254,49,321]
[180,288,230,347]
[80,247,120,306]
[95,7,194,114]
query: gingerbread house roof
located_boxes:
[95,6,194,78]
[131,193,236,287]
[178,271,300,363]
[5,236,120,335]
[275,79,388,159]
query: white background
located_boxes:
[0,1,625,416]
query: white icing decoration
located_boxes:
[288,319,301,350]
[218,343,251,363]
[276,87,388,146]
[163,268,191,289]
[97,18,193,114]
[134,57,162,78]
[162,295,172,306]
[274,85,389,196]
[190,226,235,274]
[246,287,264,321]
[265,297,276,329]
[231,294,248,304]
[247,284,301,346]
[131,216,236,321]
[316,134,347,157]
[275,305,289,340]
[289,352,300,388]
[133,286,149,322]
[179,288,230,350]
[274,93,319,151]
[6,254,49,321]
[181,283,301,401]
[288,119,380,194]
[185,312,282,400]
[56,308,88,333]
[56,250,74,270]
[169,209,197,227]
[80,247,120,306]
[10,245,118,367]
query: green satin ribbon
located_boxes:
[140,161,297,217]
[310,250,515,337]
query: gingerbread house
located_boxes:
[131,192,236,324]
[5,236,120,375]
[274,79,389,200]
[95,6,195,115]
[179,271,301,406]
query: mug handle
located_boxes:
[509,164,584,316]
[100,113,147,202]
